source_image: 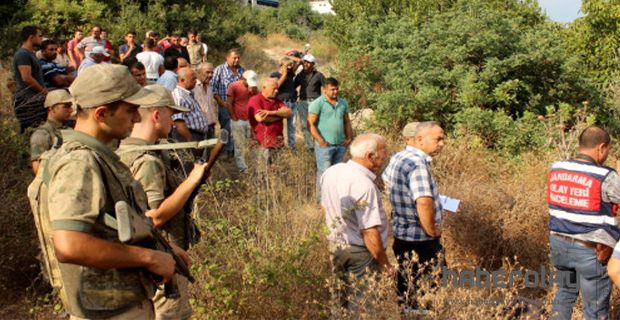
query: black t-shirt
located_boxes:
[12,48,46,127]
[13,48,45,96]
[294,70,325,100]
[270,71,297,101]
[164,46,190,62]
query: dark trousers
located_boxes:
[393,238,443,308]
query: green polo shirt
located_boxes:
[308,95,349,145]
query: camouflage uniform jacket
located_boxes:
[34,130,154,319]
[29,119,68,161]
[117,137,200,250]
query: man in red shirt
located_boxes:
[248,78,292,164]
[227,70,258,173]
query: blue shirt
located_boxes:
[156,70,177,91]
[382,146,443,241]
[211,63,245,102]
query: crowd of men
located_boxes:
[16,23,351,319]
[14,22,620,320]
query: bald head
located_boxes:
[177,67,197,90]
[262,78,278,99]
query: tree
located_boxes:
[329,0,603,133]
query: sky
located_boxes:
[538,0,583,23]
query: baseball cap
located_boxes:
[69,64,160,109]
[302,54,316,63]
[243,70,258,87]
[402,122,420,138]
[44,89,72,108]
[141,84,189,112]
[91,46,110,57]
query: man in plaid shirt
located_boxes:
[212,48,245,154]
[382,121,445,312]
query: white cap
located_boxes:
[91,46,110,57]
[302,54,316,63]
[243,70,258,87]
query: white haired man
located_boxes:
[321,133,391,310]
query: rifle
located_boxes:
[189,129,229,202]
[114,201,194,299]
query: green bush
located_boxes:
[455,107,547,155]
[328,0,606,134]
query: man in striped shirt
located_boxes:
[39,39,74,89]
[171,67,210,144]
[548,126,620,320]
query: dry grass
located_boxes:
[237,32,338,83]
[0,66,57,319]
[1,32,619,319]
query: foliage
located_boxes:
[2,0,324,56]
[328,0,605,142]
[568,0,620,88]
[454,108,546,155]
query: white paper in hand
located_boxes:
[440,195,460,213]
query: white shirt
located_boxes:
[136,51,164,80]
[321,160,388,248]
[192,80,218,125]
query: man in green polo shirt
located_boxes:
[308,77,352,195]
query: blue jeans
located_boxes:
[549,235,611,320]
[284,100,297,148]
[218,106,233,152]
[315,142,347,195]
[298,100,314,150]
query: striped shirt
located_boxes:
[211,63,245,101]
[171,86,210,133]
[382,146,443,241]
[76,36,106,57]
[39,59,68,89]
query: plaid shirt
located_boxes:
[382,146,443,241]
[171,85,210,133]
[211,63,245,101]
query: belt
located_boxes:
[552,233,597,249]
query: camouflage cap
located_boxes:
[69,64,160,109]
[141,85,189,112]
[44,89,72,108]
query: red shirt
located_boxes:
[248,94,287,148]
[104,40,113,62]
[68,39,81,67]
[227,80,254,120]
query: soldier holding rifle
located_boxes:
[117,84,207,319]
[35,64,190,319]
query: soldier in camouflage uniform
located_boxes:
[29,89,73,174]
[117,84,206,320]
[28,64,191,320]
